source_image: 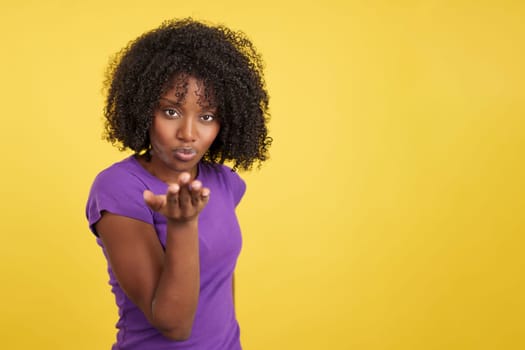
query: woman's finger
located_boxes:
[200,188,210,205]
[166,184,180,208]
[143,190,166,212]
[189,180,202,206]
[177,173,192,208]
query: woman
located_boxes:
[86,18,271,349]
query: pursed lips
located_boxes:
[173,147,197,154]
[172,147,197,161]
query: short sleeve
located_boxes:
[220,165,247,207]
[86,165,154,236]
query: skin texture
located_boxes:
[96,76,219,341]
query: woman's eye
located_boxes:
[201,114,215,122]
[164,109,179,118]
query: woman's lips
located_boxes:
[173,147,197,161]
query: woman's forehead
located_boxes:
[162,74,216,107]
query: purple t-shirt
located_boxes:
[86,156,245,350]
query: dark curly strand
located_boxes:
[103,18,271,170]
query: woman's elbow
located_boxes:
[162,326,193,341]
[151,306,197,341]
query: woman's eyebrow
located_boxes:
[159,97,217,112]
[159,97,179,105]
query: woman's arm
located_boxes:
[95,173,208,341]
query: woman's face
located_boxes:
[148,75,220,181]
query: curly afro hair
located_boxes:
[103,18,271,170]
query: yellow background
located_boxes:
[1,1,523,349]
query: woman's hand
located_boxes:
[143,172,210,223]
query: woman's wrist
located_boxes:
[166,217,199,232]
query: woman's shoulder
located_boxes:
[88,156,155,208]
[92,156,156,190]
[86,156,154,234]
[199,162,246,206]
[199,162,239,184]
[94,155,139,179]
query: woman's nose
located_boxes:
[176,117,196,142]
